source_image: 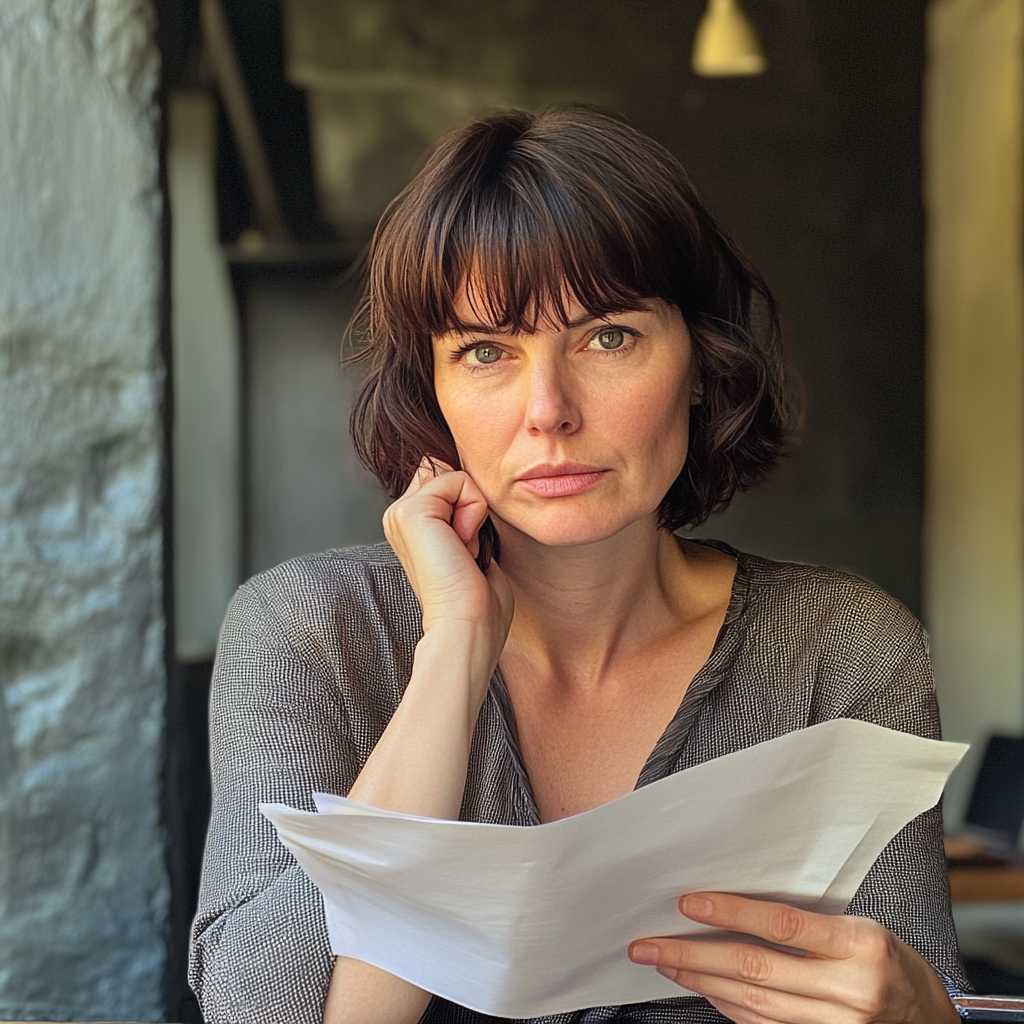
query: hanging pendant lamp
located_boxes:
[692,0,767,77]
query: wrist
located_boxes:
[418,620,502,670]
[349,624,499,819]
[412,624,501,709]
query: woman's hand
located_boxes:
[628,892,959,1024]
[326,466,514,1024]
[384,459,513,646]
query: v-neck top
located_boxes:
[189,542,969,1024]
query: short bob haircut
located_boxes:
[350,105,799,548]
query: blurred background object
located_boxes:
[924,0,1024,826]
[691,0,768,77]
[2,0,1024,1019]
[962,737,1024,852]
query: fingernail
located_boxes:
[682,894,713,919]
[629,941,659,965]
[656,964,679,982]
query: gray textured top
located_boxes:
[189,541,969,1024]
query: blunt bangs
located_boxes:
[398,154,666,339]
[367,108,718,342]
[429,186,649,341]
[351,105,800,538]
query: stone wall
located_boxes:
[0,1,169,1020]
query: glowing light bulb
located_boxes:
[692,0,767,77]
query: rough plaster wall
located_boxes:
[0,1,169,1019]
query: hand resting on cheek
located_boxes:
[383,457,513,641]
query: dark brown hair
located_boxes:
[350,105,799,546]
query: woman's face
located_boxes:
[432,286,698,548]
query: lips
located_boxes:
[518,462,604,480]
[517,463,608,498]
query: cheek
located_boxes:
[451,426,510,479]
[612,378,691,469]
[435,383,517,478]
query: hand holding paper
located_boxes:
[629,891,961,1023]
[261,719,966,1018]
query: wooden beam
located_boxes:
[200,0,290,243]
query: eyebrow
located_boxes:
[448,305,652,336]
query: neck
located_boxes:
[495,516,703,685]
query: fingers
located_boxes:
[403,456,455,497]
[390,460,489,547]
[399,458,486,547]
[628,895,919,1023]
[384,459,494,603]
[433,472,489,548]
[678,893,856,960]
[629,936,856,1005]
[629,936,854,1024]
[669,973,828,1024]
[388,478,485,551]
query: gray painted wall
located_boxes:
[170,90,242,661]
[0,2,169,1019]
[245,276,388,577]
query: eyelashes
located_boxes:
[448,325,642,371]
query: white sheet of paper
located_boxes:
[260,718,966,1018]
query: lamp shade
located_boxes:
[691,0,767,77]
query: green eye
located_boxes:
[594,329,626,350]
[472,345,502,364]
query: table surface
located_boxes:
[946,836,1024,901]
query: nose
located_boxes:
[522,358,580,436]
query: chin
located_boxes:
[495,505,646,549]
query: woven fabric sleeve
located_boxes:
[188,576,347,1024]
[815,582,971,997]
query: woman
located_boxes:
[190,107,967,1024]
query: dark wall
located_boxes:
[286,0,928,612]
[513,0,926,612]
[675,2,926,615]
[203,0,931,612]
